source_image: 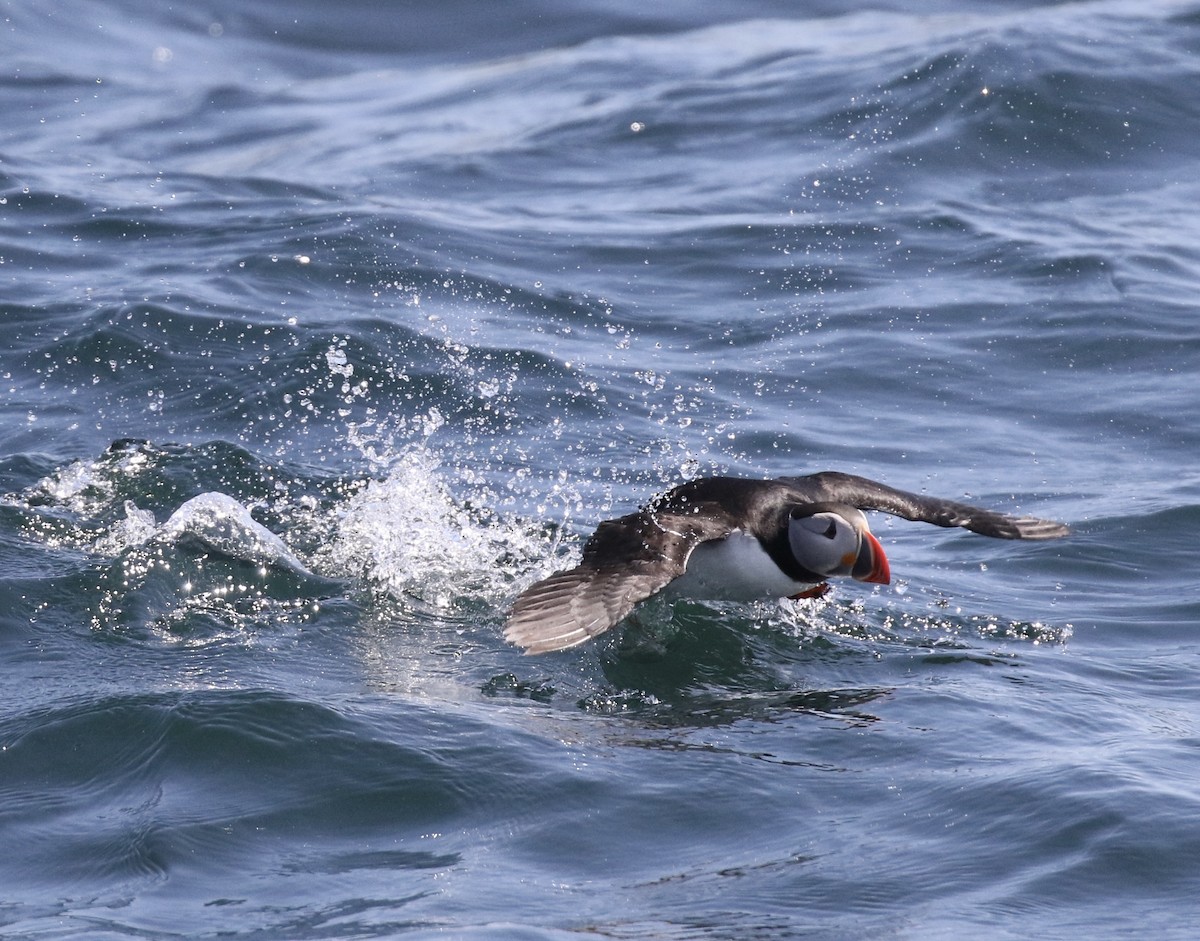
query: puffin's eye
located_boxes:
[798,514,840,539]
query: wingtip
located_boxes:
[503,619,586,655]
[1009,517,1071,540]
[503,592,611,654]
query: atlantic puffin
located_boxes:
[504,471,1068,654]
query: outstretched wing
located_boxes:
[504,506,736,654]
[779,472,1069,539]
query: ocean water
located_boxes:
[3,0,1200,937]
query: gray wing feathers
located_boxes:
[782,472,1069,539]
[504,561,670,654]
[504,509,734,654]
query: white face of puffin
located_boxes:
[787,507,891,583]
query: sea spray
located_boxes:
[311,443,563,611]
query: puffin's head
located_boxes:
[787,503,891,584]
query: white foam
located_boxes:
[160,492,314,576]
[312,446,549,610]
[92,500,158,555]
[16,435,562,621]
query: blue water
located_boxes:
[3,1,1200,938]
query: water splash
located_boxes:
[15,448,314,574]
[9,424,569,643]
[310,444,558,612]
[160,492,314,577]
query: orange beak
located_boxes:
[852,531,891,584]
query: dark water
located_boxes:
[3,1,1200,937]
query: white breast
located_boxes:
[663,530,809,602]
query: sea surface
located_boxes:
[3,1,1200,938]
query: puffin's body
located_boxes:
[504,472,1068,654]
